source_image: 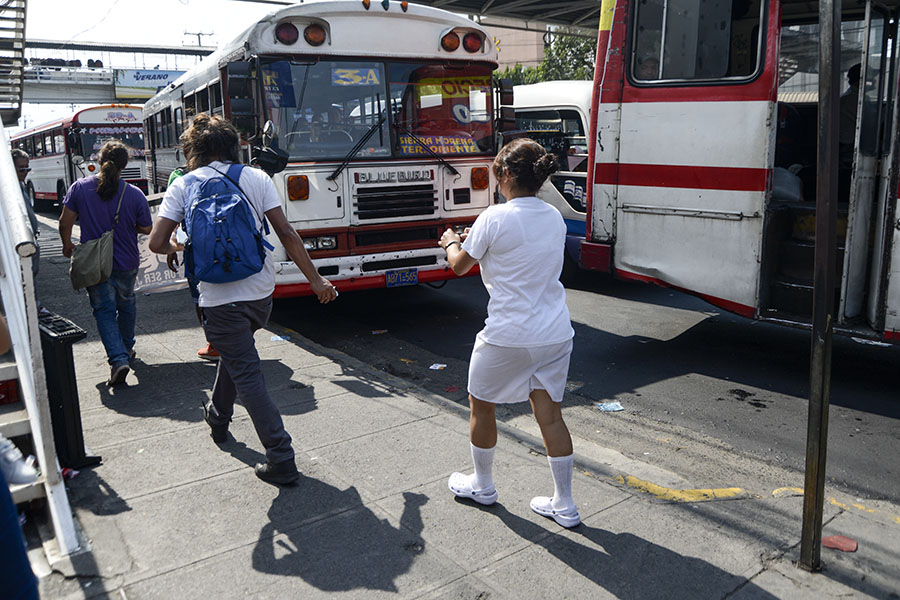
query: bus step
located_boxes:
[777,239,845,282]
[769,277,841,316]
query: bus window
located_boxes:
[262,60,392,159]
[32,135,44,157]
[390,62,494,155]
[81,126,144,160]
[210,82,223,116]
[632,0,762,81]
[515,109,586,150]
[196,87,210,114]
[184,93,196,118]
[174,107,184,139]
[44,133,54,155]
[53,129,65,155]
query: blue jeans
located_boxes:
[87,269,138,368]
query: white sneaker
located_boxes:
[0,435,38,485]
[530,495,581,528]
[448,472,498,505]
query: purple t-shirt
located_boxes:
[63,175,152,272]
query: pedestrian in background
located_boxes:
[164,164,219,361]
[59,140,152,386]
[440,138,580,527]
[148,114,337,485]
[11,149,41,297]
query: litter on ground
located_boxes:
[595,401,625,412]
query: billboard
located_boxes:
[114,69,184,100]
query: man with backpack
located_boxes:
[148,114,337,485]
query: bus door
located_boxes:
[610,0,770,316]
[839,4,896,329]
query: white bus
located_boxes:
[10,105,148,211]
[143,0,511,297]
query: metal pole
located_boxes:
[800,0,840,572]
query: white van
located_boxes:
[513,81,592,278]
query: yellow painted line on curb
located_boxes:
[615,475,745,502]
[771,487,900,525]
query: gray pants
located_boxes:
[202,296,294,464]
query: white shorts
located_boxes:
[467,337,573,404]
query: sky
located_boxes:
[12,0,283,131]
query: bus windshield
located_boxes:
[79,125,145,160]
[261,59,494,160]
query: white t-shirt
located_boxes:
[462,196,574,347]
[158,161,281,308]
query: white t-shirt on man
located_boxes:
[158,161,281,308]
[462,196,574,347]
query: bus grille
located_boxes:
[354,184,436,220]
[121,167,143,179]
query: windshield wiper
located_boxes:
[396,125,459,176]
[327,112,387,182]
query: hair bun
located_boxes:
[533,154,559,180]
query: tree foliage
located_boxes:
[495,28,596,84]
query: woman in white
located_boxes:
[439,138,579,527]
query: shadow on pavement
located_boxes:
[467,500,779,599]
[252,483,427,593]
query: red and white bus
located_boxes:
[10,105,148,211]
[143,0,510,297]
[580,0,900,342]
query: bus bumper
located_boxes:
[272,250,479,298]
[579,240,612,273]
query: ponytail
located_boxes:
[96,140,129,200]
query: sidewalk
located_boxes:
[30,216,900,599]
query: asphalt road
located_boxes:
[271,271,900,505]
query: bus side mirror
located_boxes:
[498,78,514,106]
[253,146,288,176]
[498,106,517,132]
[226,62,256,135]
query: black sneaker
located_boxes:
[107,364,129,386]
[254,459,300,485]
[202,403,229,443]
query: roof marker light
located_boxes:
[441,32,460,52]
[401,1,408,11]
[304,24,326,46]
[463,32,483,53]
[275,22,299,45]
[362,0,370,9]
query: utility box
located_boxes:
[38,312,100,469]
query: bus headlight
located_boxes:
[287,175,309,200]
[317,236,337,250]
[304,239,316,250]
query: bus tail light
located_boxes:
[275,22,299,45]
[441,32,460,52]
[463,32,483,53]
[471,167,489,190]
[304,24,326,46]
[287,175,309,200]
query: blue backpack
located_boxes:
[182,164,273,284]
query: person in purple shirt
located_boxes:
[59,140,152,386]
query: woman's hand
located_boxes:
[62,240,75,258]
[439,228,461,250]
[166,252,180,272]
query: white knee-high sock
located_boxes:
[548,454,575,511]
[471,442,495,490]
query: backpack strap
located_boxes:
[211,163,274,251]
[112,180,127,226]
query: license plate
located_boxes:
[385,268,418,288]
